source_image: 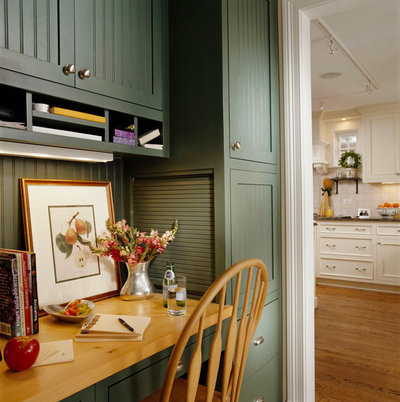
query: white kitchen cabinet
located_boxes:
[316,220,400,287]
[362,112,400,183]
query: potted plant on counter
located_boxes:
[338,150,362,178]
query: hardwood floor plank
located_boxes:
[315,285,400,402]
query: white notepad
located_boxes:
[33,339,74,366]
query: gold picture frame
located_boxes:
[20,178,121,311]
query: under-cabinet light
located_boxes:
[0,141,113,163]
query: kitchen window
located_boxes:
[334,130,358,166]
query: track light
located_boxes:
[328,38,338,55]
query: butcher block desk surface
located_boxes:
[0,294,232,402]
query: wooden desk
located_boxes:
[0,295,232,402]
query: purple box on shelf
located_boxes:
[114,129,135,139]
[113,136,135,146]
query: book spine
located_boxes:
[21,253,31,336]
[113,136,135,145]
[16,254,26,336]
[11,259,21,337]
[114,129,135,139]
[30,254,39,334]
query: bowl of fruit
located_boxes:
[44,299,95,323]
[376,202,399,220]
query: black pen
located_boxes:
[118,317,134,332]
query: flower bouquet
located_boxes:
[90,219,178,300]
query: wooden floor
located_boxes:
[315,285,400,402]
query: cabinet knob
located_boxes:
[253,336,264,346]
[62,64,76,75]
[377,242,382,245]
[176,361,184,373]
[355,228,366,232]
[326,244,336,248]
[326,227,335,231]
[231,141,241,150]
[78,68,91,79]
[355,245,366,249]
[326,265,336,270]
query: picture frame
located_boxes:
[20,178,121,311]
[357,208,370,219]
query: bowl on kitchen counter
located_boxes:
[376,207,398,220]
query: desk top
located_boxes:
[0,294,232,402]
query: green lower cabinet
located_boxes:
[240,354,282,402]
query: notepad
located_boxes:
[74,314,151,342]
[33,339,74,366]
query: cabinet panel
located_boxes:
[74,0,163,109]
[0,0,74,85]
[231,170,280,301]
[377,240,400,284]
[363,113,400,182]
[228,0,278,164]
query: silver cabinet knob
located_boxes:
[176,361,184,373]
[62,64,76,75]
[231,141,241,150]
[253,336,264,346]
[254,397,265,402]
[78,68,91,79]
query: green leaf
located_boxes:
[86,220,92,235]
[77,234,92,246]
[56,233,68,253]
[65,243,73,258]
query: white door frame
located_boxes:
[281,0,371,400]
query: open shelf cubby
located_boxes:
[0,83,166,158]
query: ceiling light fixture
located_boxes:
[328,38,338,55]
[314,19,379,92]
[319,101,324,111]
[0,141,114,163]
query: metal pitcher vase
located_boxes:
[120,261,155,300]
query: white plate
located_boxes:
[43,300,95,323]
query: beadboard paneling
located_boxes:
[132,173,215,294]
[0,155,126,250]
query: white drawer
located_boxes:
[319,258,373,280]
[376,225,400,236]
[319,237,372,256]
[319,224,372,235]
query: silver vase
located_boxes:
[120,262,155,301]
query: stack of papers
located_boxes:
[0,121,26,130]
[74,314,151,342]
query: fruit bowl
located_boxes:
[43,299,95,323]
[376,207,398,220]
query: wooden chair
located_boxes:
[142,258,268,402]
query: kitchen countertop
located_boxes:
[314,217,400,222]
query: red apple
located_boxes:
[4,336,40,371]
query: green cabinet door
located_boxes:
[227,0,279,164]
[0,0,74,85]
[74,0,164,110]
[230,169,281,301]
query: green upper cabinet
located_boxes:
[0,0,165,110]
[228,0,279,164]
[74,0,164,110]
[0,0,74,85]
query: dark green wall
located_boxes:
[0,155,127,251]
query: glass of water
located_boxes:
[167,275,186,316]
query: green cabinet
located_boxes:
[0,0,165,110]
[74,0,164,109]
[0,0,74,85]
[228,0,279,164]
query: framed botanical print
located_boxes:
[20,178,121,310]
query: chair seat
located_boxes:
[142,378,222,402]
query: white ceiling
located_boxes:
[311,0,400,112]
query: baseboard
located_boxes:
[316,278,400,294]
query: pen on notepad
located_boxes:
[118,317,134,332]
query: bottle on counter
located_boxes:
[163,262,176,308]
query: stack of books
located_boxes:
[113,128,136,145]
[0,249,39,338]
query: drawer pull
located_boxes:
[355,246,366,249]
[326,244,336,248]
[355,267,366,272]
[176,361,184,373]
[253,336,265,346]
[325,265,336,270]
[254,398,265,402]
[326,227,336,231]
[355,228,366,232]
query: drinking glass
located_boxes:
[167,275,186,316]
